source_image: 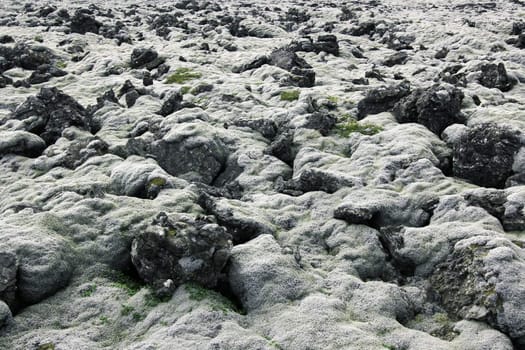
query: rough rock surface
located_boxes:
[9,87,95,145]
[0,0,524,349]
[131,212,232,294]
[393,83,464,135]
[452,123,522,188]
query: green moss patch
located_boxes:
[165,68,202,84]
[280,90,300,101]
[335,118,383,137]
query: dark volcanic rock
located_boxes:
[382,32,415,51]
[334,205,378,226]
[269,47,311,72]
[269,48,315,87]
[511,21,525,35]
[303,112,337,136]
[430,238,525,345]
[265,131,296,166]
[517,33,525,49]
[0,43,55,73]
[284,7,310,23]
[70,9,101,34]
[232,55,269,73]
[478,63,517,92]
[0,74,13,88]
[349,21,378,36]
[357,80,411,119]
[434,47,449,59]
[26,64,67,85]
[289,168,360,194]
[142,71,153,86]
[452,123,522,188]
[131,212,232,294]
[130,47,159,69]
[87,89,120,114]
[0,35,14,44]
[233,118,278,139]
[393,84,465,135]
[11,87,95,145]
[125,90,140,108]
[99,21,132,45]
[439,65,467,87]
[150,131,228,185]
[288,35,339,56]
[156,92,183,116]
[383,51,409,67]
[464,190,525,231]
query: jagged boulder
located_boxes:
[393,84,464,135]
[430,236,525,346]
[452,123,522,188]
[11,87,95,145]
[70,9,101,34]
[131,212,232,295]
[150,123,228,185]
[357,80,411,119]
[269,48,315,87]
[130,47,164,70]
[478,63,517,92]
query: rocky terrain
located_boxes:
[0,0,524,349]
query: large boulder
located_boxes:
[393,84,464,135]
[11,87,95,145]
[70,9,101,34]
[131,212,232,294]
[269,48,315,87]
[130,47,164,70]
[452,123,522,188]
[357,81,411,119]
[150,123,228,185]
[430,236,525,346]
[0,43,55,73]
[478,63,517,92]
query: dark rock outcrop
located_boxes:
[393,84,464,135]
[232,118,278,140]
[26,63,67,85]
[383,51,409,67]
[478,63,517,92]
[131,212,232,295]
[0,252,17,307]
[11,87,95,145]
[357,80,411,119]
[0,43,55,73]
[303,112,337,136]
[452,123,522,188]
[150,131,228,185]
[269,47,315,87]
[156,92,183,116]
[130,47,162,69]
[288,35,339,56]
[70,9,101,34]
[430,238,525,345]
